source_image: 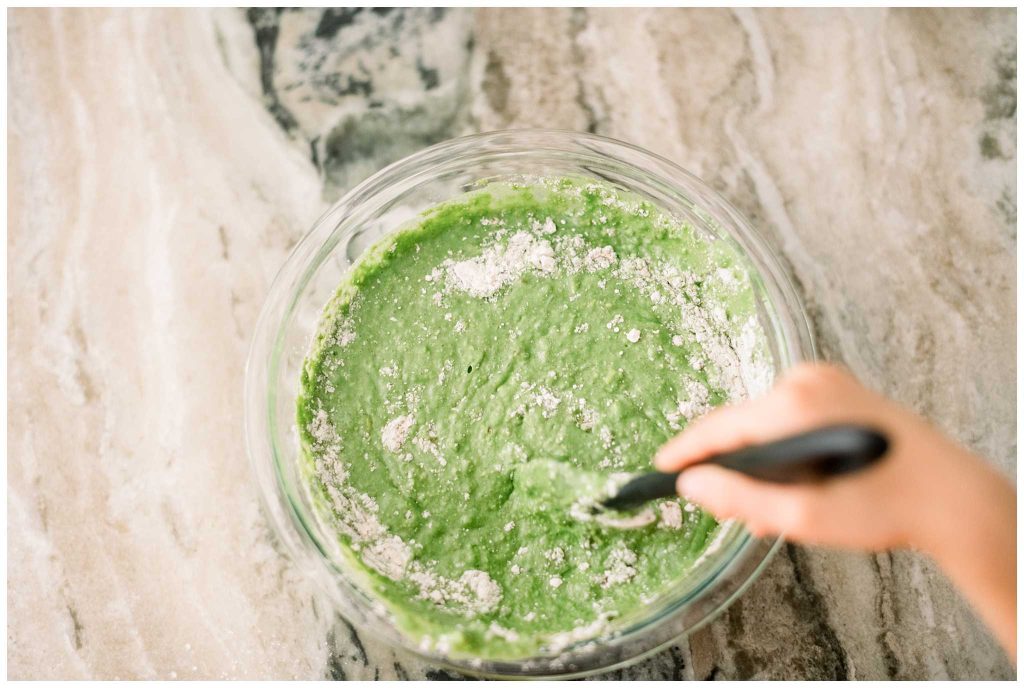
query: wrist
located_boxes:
[914,457,1016,658]
[904,443,993,560]
[914,452,1014,566]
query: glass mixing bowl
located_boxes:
[244,130,815,678]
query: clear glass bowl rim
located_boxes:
[244,129,817,678]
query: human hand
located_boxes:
[655,362,1016,659]
[654,363,1008,553]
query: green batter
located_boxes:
[297,177,772,659]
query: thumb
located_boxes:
[676,465,807,538]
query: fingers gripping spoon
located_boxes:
[601,425,890,512]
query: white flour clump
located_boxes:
[658,501,683,529]
[584,246,617,272]
[412,430,446,467]
[666,379,713,430]
[487,623,520,643]
[462,570,502,611]
[545,547,565,565]
[575,402,598,431]
[308,407,341,463]
[409,567,503,617]
[735,316,774,397]
[532,386,562,417]
[445,231,556,298]
[598,543,638,588]
[545,613,615,654]
[336,328,355,347]
[363,535,413,580]
[382,414,415,453]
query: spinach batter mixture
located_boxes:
[297,178,772,659]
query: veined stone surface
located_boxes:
[8,7,1015,680]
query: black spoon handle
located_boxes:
[601,424,889,511]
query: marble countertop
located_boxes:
[8,7,1015,680]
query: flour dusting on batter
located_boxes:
[298,177,774,659]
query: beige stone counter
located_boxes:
[8,8,1015,679]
